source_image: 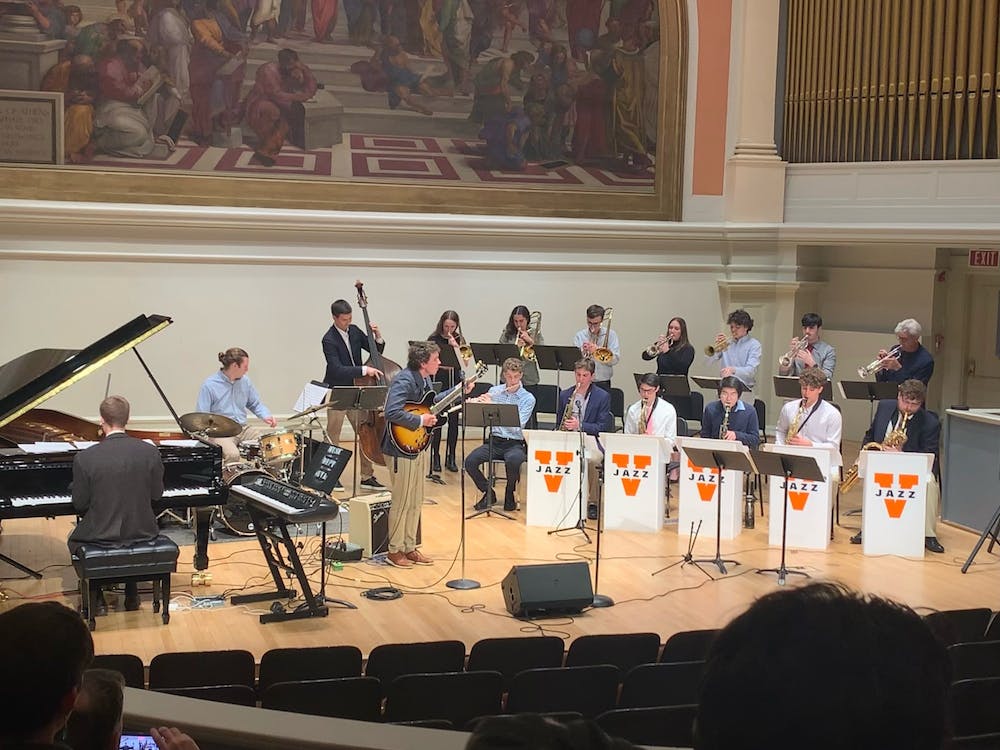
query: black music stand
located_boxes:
[470,343,519,383]
[774,375,833,401]
[682,444,756,575]
[838,380,897,423]
[961,500,1000,573]
[751,448,823,585]
[327,386,388,496]
[464,402,520,521]
[545,345,587,390]
[691,375,724,392]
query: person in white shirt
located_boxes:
[774,367,842,472]
[574,303,620,392]
[625,373,677,446]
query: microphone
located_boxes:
[575,400,583,431]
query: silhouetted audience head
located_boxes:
[467,715,637,750]
[0,601,94,745]
[695,582,951,750]
[65,669,125,750]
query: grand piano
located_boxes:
[0,314,224,577]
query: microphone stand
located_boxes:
[591,434,613,607]
[448,371,480,589]
[548,400,591,542]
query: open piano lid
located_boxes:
[0,314,173,429]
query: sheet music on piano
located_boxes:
[17,442,79,454]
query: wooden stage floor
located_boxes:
[2,442,998,665]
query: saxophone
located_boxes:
[786,399,807,441]
[561,387,581,430]
[839,412,911,493]
[718,405,731,439]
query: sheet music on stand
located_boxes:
[633,373,691,396]
[837,380,898,402]
[293,380,331,413]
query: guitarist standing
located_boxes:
[381,341,468,569]
[466,357,536,512]
[322,299,386,490]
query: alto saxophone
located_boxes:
[786,399,807,441]
[719,405,731,439]
[561,387,581,430]
[839,412,911,493]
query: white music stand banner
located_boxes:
[523,429,596,528]
[600,432,670,533]
[861,451,934,558]
[762,444,836,550]
[676,436,744,540]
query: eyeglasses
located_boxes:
[638,387,658,396]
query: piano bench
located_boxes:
[72,536,180,631]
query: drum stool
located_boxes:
[72,536,179,631]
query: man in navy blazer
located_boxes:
[69,396,162,614]
[321,298,387,488]
[557,359,613,518]
[850,379,944,553]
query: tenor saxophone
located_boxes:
[839,412,911,493]
[786,399,807,441]
[561,387,580,430]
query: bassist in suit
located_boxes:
[322,299,386,489]
[68,396,162,615]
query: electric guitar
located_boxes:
[388,361,488,456]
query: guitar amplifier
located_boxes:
[348,492,421,558]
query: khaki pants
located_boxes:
[925,476,940,536]
[209,424,270,464]
[327,409,374,479]
[387,452,428,554]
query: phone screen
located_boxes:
[120,734,160,750]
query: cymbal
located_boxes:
[179,412,241,438]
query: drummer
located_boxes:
[196,347,277,462]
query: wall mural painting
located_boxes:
[0,0,685,217]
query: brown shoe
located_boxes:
[406,550,434,565]
[386,551,413,568]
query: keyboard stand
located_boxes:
[230,504,355,622]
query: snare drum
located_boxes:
[220,467,270,536]
[259,430,299,464]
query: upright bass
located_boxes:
[353,280,402,466]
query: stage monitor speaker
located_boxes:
[501,562,593,618]
[349,492,421,558]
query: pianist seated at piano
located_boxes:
[196,347,278,462]
[68,396,163,616]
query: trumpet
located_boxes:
[645,334,673,358]
[779,338,807,368]
[705,335,732,357]
[592,307,615,364]
[519,311,542,363]
[857,344,902,378]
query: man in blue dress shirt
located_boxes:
[466,357,536,512]
[196,347,276,462]
[706,309,761,395]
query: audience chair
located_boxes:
[951,732,1000,748]
[986,612,1000,641]
[951,677,1000,737]
[260,677,382,721]
[258,645,363,693]
[949,641,1000,681]
[390,719,454,730]
[72,536,179,631]
[384,671,504,728]
[148,649,255,690]
[564,632,660,675]
[660,629,719,663]
[925,608,993,646]
[597,705,698,748]
[610,388,625,431]
[618,661,706,709]
[158,684,256,706]
[466,636,565,687]
[465,712,585,732]
[364,640,466,692]
[91,653,145,689]
[506,665,620,718]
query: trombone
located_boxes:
[518,311,541,363]
[592,307,615,364]
[857,345,901,378]
[704,335,732,357]
[450,328,473,364]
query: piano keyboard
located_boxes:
[229,476,339,524]
[7,486,211,508]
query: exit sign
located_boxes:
[969,249,1000,267]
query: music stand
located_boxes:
[751,449,823,585]
[961,500,1000,574]
[470,343,519,382]
[774,376,833,401]
[682,444,756,575]
[553,345,585,390]
[691,375,724,392]
[464,402,520,520]
[327,386,388,496]
[838,380,897,423]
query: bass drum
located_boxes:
[221,466,272,536]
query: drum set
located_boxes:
[179,412,312,536]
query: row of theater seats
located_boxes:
[98,612,1000,748]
